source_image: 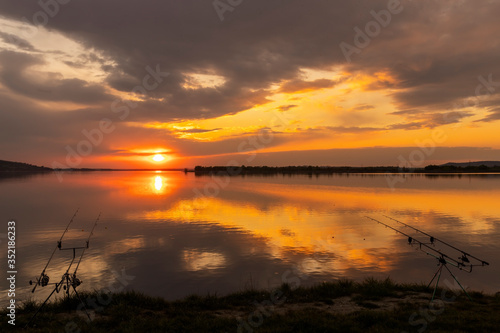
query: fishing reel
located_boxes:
[459,254,470,263]
[71,274,82,288]
[29,273,50,288]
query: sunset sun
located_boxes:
[152,154,165,162]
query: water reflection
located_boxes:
[183,249,226,271]
[0,171,498,307]
[154,176,163,192]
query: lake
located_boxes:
[1,171,499,307]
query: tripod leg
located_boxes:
[72,286,93,323]
[431,265,443,302]
[427,264,442,288]
[25,280,63,328]
[66,275,71,299]
[443,264,472,301]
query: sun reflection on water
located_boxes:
[154,176,163,192]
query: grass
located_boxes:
[2,278,499,332]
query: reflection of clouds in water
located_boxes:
[145,198,395,270]
[389,211,498,243]
[107,237,146,255]
[280,229,296,237]
[297,257,328,275]
[134,198,405,275]
[4,172,500,304]
[71,254,115,290]
[182,249,226,271]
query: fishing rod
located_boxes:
[366,215,489,301]
[30,208,79,293]
[365,216,467,271]
[26,212,100,327]
[73,213,100,277]
[382,214,489,267]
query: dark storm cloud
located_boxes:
[343,1,500,115]
[1,0,498,120]
[0,0,372,121]
[0,31,36,51]
[0,91,104,141]
[0,0,499,166]
[62,52,109,69]
[0,51,113,104]
[0,90,120,163]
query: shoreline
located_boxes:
[192,165,500,176]
[2,278,499,332]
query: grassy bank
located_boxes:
[2,278,499,332]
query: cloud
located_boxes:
[279,78,340,93]
[0,51,113,104]
[0,0,364,120]
[0,0,499,167]
[177,128,222,134]
[0,32,36,51]
[308,126,381,133]
[388,111,474,129]
[277,104,297,112]
[475,107,500,123]
[352,104,375,111]
[1,0,497,121]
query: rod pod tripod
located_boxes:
[366,215,489,302]
[427,254,472,302]
[25,212,100,328]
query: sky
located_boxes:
[0,0,499,169]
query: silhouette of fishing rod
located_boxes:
[365,216,465,270]
[382,214,489,268]
[366,216,490,301]
[26,212,101,328]
[30,208,79,293]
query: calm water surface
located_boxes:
[1,171,499,307]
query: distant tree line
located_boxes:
[0,160,52,173]
[194,165,405,176]
[424,164,500,173]
[193,164,500,176]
